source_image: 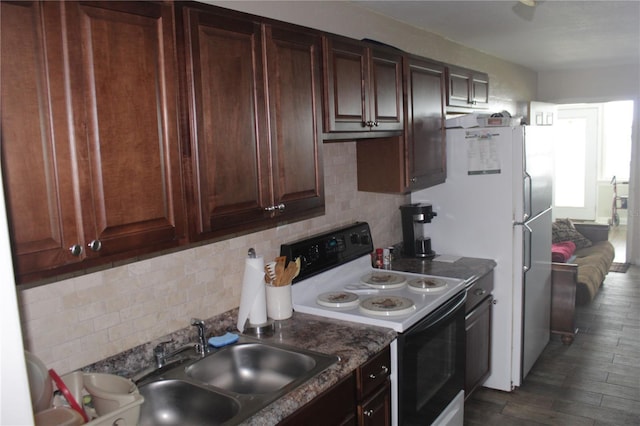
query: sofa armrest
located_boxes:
[551,262,579,344]
[574,223,610,243]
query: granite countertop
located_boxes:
[240,313,396,425]
[389,245,496,285]
[83,309,396,425]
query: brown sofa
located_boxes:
[551,223,615,344]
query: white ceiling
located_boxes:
[354,0,640,72]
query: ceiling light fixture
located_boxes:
[519,0,536,6]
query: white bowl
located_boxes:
[83,373,138,416]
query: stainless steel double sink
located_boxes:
[136,337,338,425]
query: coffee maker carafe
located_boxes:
[400,203,437,258]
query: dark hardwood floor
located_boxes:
[464,264,640,425]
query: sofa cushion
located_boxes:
[552,219,592,249]
[573,240,615,304]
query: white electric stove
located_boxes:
[290,255,465,332]
[281,222,468,426]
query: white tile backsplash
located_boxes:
[17,142,407,374]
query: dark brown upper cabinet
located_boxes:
[1,1,185,284]
[322,37,404,139]
[178,4,324,241]
[405,56,447,190]
[356,56,446,193]
[445,65,489,109]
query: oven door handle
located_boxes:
[412,291,467,333]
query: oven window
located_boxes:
[398,292,465,425]
[414,326,456,410]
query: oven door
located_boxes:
[397,290,466,425]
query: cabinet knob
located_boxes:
[69,244,83,257]
[410,177,417,183]
[364,409,375,417]
[368,365,389,380]
[474,288,486,296]
[372,121,379,127]
[88,240,102,252]
[264,203,285,212]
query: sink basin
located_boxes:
[135,337,337,425]
[138,380,239,426]
[185,343,317,394]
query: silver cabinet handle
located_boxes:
[368,365,389,380]
[474,288,486,296]
[88,240,102,252]
[264,203,285,212]
[69,244,83,257]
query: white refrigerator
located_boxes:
[412,125,553,391]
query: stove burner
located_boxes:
[317,291,360,308]
[359,296,416,316]
[408,277,448,293]
[360,272,407,289]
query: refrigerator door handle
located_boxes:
[513,220,533,272]
[523,171,532,219]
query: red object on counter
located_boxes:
[375,248,384,268]
[48,369,90,423]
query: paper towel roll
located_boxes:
[237,256,267,332]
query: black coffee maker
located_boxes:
[400,203,437,258]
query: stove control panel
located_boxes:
[280,222,374,282]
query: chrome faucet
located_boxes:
[152,318,209,368]
[153,340,195,369]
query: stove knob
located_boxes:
[350,233,360,244]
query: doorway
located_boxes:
[552,100,634,263]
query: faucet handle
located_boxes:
[190,318,205,327]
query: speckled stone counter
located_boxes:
[82,309,396,425]
[390,246,496,285]
[239,313,395,425]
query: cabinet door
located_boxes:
[1,1,84,279]
[446,67,472,108]
[64,1,185,257]
[323,38,369,132]
[265,26,324,217]
[180,5,270,239]
[369,49,404,132]
[446,66,489,109]
[358,380,391,426]
[405,57,446,190]
[471,73,489,107]
[465,295,492,398]
[280,374,357,426]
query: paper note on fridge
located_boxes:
[465,131,501,175]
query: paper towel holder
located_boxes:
[243,318,275,337]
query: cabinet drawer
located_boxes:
[356,346,391,400]
[465,270,494,313]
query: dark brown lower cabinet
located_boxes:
[278,374,357,426]
[358,380,391,426]
[280,346,391,426]
[464,271,494,399]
